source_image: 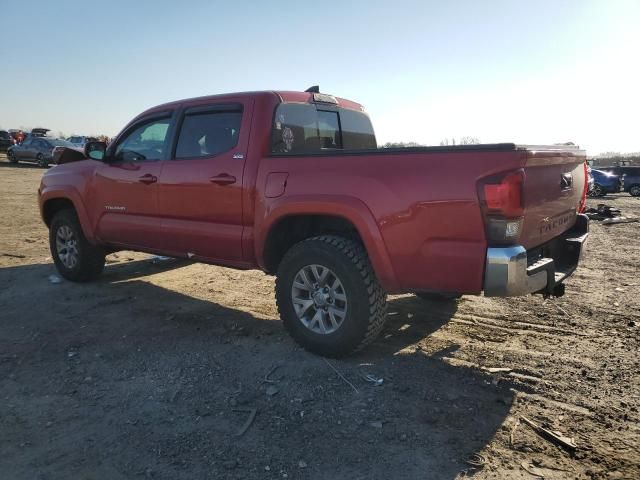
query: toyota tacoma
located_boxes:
[38,88,589,357]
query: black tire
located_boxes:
[629,185,640,197]
[275,235,387,358]
[49,209,105,282]
[7,150,17,164]
[415,292,462,301]
[36,153,48,168]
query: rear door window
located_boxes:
[174,105,243,159]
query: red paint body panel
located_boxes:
[39,90,586,295]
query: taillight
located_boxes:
[483,171,523,217]
[478,169,525,246]
[578,162,588,213]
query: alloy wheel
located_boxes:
[291,264,348,334]
[55,225,79,269]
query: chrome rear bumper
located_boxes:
[484,214,589,297]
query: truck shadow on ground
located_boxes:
[0,260,513,480]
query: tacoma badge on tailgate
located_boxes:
[538,211,574,236]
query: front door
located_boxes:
[89,114,174,251]
[157,100,252,263]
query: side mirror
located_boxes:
[85,141,108,161]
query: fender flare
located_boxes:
[40,186,96,244]
[256,194,400,292]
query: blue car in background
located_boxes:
[598,166,640,197]
[589,169,622,197]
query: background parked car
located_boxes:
[8,129,23,144]
[0,130,12,151]
[589,169,622,197]
[67,135,97,149]
[30,128,50,137]
[597,166,640,197]
[7,137,75,167]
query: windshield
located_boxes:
[49,139,76,148]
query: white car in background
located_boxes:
[66,136,97,149]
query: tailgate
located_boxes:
[519,147,586,249]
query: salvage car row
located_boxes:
[0,128,98,168]
[588,165,640,197]
[2,129,638,198]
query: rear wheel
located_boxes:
[275,235,387,358]
[629,185,640,197]
[36,153,48,168]
[49,209,105,282]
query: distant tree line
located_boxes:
[589,152,640,167]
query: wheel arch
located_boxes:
[40,188,96,243]
[258,196,399,292]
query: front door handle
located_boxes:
[138,173,157,185]
[209,174,236,185]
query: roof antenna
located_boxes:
[305,85,320,93]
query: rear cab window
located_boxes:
[271,101,376,154]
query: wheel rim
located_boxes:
[591,185,602,196]
[631,186,640,196]
[55,225,79,269]
[291,264,347,334]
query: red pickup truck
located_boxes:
[38,89,589,357]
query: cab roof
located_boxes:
[140,90,365,117]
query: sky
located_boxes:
[1,0,639,155]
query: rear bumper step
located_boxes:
[484,214,589,297]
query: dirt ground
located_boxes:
[0,155,638,480]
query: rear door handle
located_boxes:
[209,174,236,185]
[138,174,157,184]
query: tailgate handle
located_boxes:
[209,174,236,185]
[138,173,157,184]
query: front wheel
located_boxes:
[36,153,48,168]
[589,184,604,197]
[629,185,640,197]
[7,150,17,163]
[49,209,105,282]
[275,235,387,358]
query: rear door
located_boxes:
[89,113,175,250]
[156,100,252,262]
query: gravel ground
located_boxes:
[0,155,638,480]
